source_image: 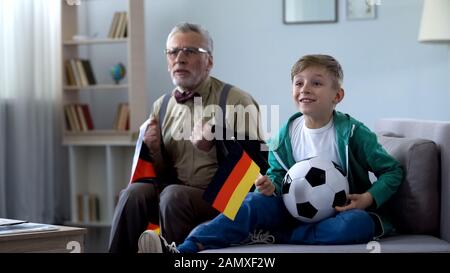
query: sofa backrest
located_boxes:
[375,118,450,242]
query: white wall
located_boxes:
[144,0,450,129]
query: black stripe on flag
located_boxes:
[203,142,244,204]
[139,142,152,162]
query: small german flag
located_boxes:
[129,120,156,183]
[203,141,261,220]
[146,222,160,235]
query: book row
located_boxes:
[108,11,128,39]
[64,103,131,132]
[64,103,94,132]
[77,193,100,223]
[64,58,97,87]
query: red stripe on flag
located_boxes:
[212,152,252,212]
[131,159,156,182]
[146,222,160,235]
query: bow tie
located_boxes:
[174,90,200,104]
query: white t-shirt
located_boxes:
[289,116,342,168]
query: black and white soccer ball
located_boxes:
[282,156,349,223]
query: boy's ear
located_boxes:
[334,88,344,104]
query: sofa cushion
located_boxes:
[377,135,440,235]
[203,235,450,253]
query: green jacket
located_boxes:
[265,111,404,236]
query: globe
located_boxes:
[110,63,126,84]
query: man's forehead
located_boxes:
[167,32,205,46]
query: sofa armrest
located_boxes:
[375,118,450,242]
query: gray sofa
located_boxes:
[204,118,450,253]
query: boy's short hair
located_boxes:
[291,54,343,89]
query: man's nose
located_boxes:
[174,50,188,62]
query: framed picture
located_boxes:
[346,0,377,20]
[284,0,337,24]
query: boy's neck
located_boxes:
[304,113,333,129]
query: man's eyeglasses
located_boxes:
[165,47,210,59]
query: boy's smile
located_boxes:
[299,98,316,104]
[292,66,344,128]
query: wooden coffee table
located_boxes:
[0,225,87,253]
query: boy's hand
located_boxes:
[255,175,275,196]
[335,192,373,212]
[143,118,161,154]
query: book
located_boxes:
[114,103,129,130]
[81,59,97,85]
[64,105,77,131]
[77,192,100,222]
[69,59,82,86]
[76,59,89,87]
[80,104,94,130]
[64,60,76,86]
[119,103,129,130]
[118,12,128,38]
[114,12,126,38]
[76,104,88,131]
[68,104,81,131]
[108,12,120,39]
[0,222,59,235]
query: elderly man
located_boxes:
[108,22,265,253]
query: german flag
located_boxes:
[203,141,261,220]
[146,222,160,235]
[129,120,156,183]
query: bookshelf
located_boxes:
[61,0,147,226]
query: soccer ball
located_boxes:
[282,156,349,223]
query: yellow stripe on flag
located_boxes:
[222,161,260,220]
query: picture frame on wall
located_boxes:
[346,0,377,20]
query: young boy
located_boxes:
[137,54,404,253]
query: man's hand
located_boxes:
[335,192,374,212]
[190,119,215,152]
[143,118,161,154]
[255,175,275,196]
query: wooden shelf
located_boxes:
[63,38,128,45]
[63,84,128,91]
[63,130,138,146]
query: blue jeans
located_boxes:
[179,192,375,252]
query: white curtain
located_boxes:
[0,0,68,223]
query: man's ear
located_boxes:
[206,54,213,72]
[334,88,344,104]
